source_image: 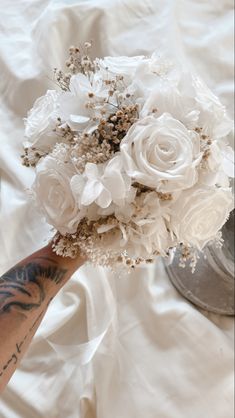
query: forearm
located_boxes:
[0,243,85,393]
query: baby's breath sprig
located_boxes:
[195,127,213,168]
[53,42,95,92]
[52,217,157,269]
[66,43,95,75]
[69,104,139,173]
[53,118,78,145]
[21,147,48,167]
[52,68,71,92]
[71,131,115,173]
[98,104,139,152]
[179,244,200,273]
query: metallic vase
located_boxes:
[165,211,234,316]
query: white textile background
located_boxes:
[0,0,234,417]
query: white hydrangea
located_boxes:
[71,155,135,211]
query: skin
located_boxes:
[0,243,85,394]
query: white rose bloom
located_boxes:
[58,73,109,130]
[71,155,135,210]
[139,70,233,140]
[24,90,60,149]
[129,53,177,102]
[119,192,172,257]
[121,113,202,192]
[33,155,84,234]
[170,185,234,250]
[192,75,233,139]
[140,82,200,129]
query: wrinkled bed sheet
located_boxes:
[0,0,234,417]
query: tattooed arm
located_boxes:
[0,243,85,394]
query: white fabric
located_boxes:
[0,0,234,417]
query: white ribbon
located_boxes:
[44,265,117,366]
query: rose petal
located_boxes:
[71,175,85,199]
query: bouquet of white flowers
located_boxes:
[22,43,234,270]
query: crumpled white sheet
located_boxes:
[0,0,234,417]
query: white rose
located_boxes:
[170,185,234,250]
[129,53,177,103]
[33,155,84,234]
[135,53,173,82]
[140,81,199,129]
[192,75,233,139]
[71,155,135,210]
[24,90,60,149]
[121,113,202,192]
[139,70,233,140]
[119,192,172,257]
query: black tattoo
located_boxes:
[0,257,67,382]
[0,310,45,378]
[0,258,67,314]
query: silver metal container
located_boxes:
[165,211,234,316]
